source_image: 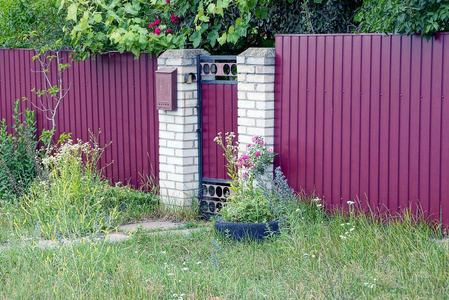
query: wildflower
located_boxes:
[171,14,180,23]
[155,28,161,35]
[166,0,170,2]
[247,144,251,147]
[316,204,322,207]
[295,208,300,212]
[349,227,355,232]
[160,251,167,254]
[182,267,189,271]
[347,201,355,205]
[166,29,173,34]
[313,197,321,202]
[339,235,347,239]
[268,147,273,152]
[242,171,249,178]
[252,135,259,142]
[255,151,261,157]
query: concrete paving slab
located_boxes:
[118,221,182,232]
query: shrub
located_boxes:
[355,0,449,37]
[0,100,38,203]
[0,0,69,49]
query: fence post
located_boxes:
[157,49,209,206]
[237,48,276,168]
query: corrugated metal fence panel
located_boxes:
[0,49,159,188]
[202,83,238,180]
[275,33,449,225]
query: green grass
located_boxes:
[1,208,448,299]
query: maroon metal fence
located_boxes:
[275,33,449,225]
[0,49,159,188]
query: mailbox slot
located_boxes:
[155,68,177,110]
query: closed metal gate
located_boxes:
[197,55,238,216]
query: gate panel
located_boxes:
[198,55,238,215]
[202,83,238,180]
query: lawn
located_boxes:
[1,205,448,299]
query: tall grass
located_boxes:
[1,201,447,299]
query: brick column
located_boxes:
[237,48,275,162]
[157,49,209,206]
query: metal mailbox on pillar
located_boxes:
[155,68,177,110]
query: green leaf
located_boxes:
[93,14,102,23]
[189,30,202,48]
[217,32,227,45]
[199,15,210,22]
[124,3,140,15]
[66,3,78,22]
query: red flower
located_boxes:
[148,22,154,28]
[255,152,261,157]
[166,29,173,34]
[154,19,160,25]
[171,14,180,23]
[155,27,161,35]
[166,0,170,2]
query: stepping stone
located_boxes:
[118,221,182,232]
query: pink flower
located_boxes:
[171,14,180,23]
[268,147,273,152]
[242,171,249,178]
[259,141,264,146]
[155,27,161,35]
[166,0,170,3]
[240,154,249,161]
[252,135,259,143]
[148,22,154,28]
[154,19,160,25]
[255,152,261,157]
[166,29,173,34]
[249,163,255,168]
[247,144,251,148]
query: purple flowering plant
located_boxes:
[214,132,279,223]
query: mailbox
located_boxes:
[155,68,177,110]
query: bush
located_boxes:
[0,100,38,203]
[355,0,449,37]
[0,0,69,49]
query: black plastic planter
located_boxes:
[214,220,280,241]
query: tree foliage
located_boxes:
[0,0,361,57]
[61,0,360,58]
[355,0,449,37]
[0,0,69,49]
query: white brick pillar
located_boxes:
[237,48,275,162]
[157,49,209,206]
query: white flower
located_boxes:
[313,197,321,202]
[340,223,345,226]
[182,267,189,271]
[316,204,322,207]
[296,208,301,212]
[339,235,347,239]
[168,273,174,276]
[347,201,355,205]
[349,227,355,232]
[161,251,167,254]
[196,261,202,265]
